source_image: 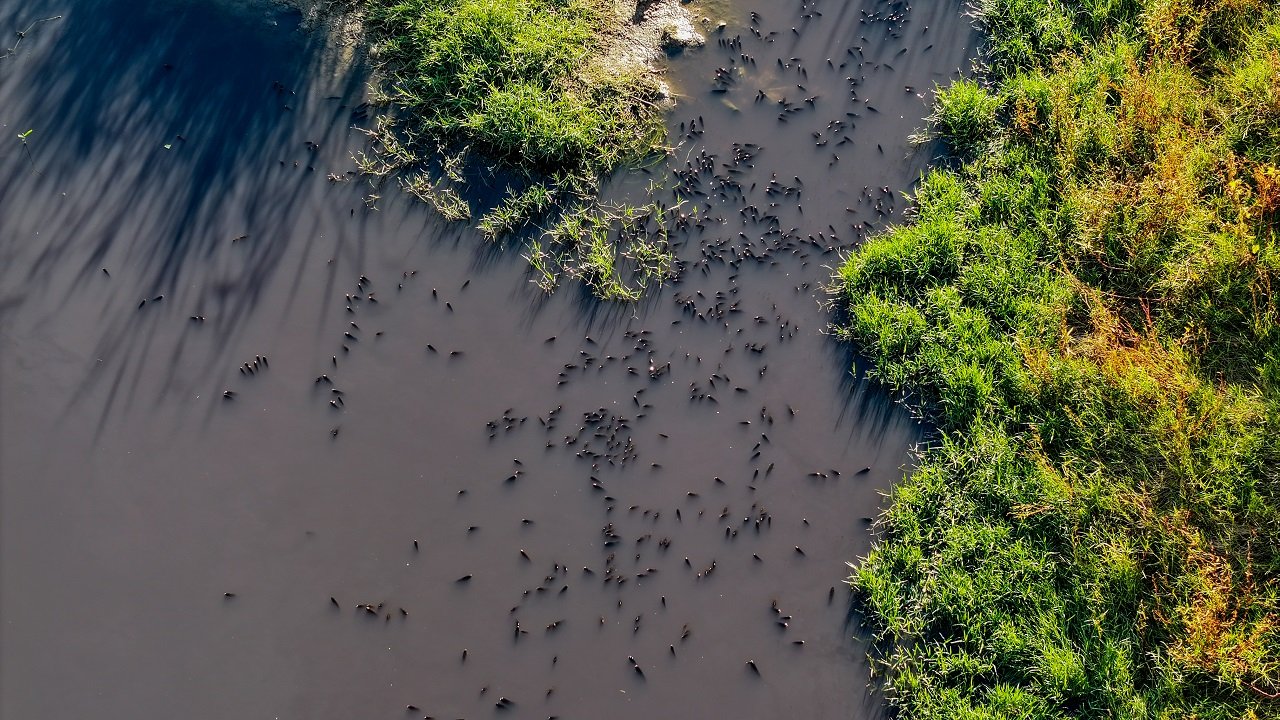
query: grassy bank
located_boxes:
[354,0,682,299]
[834,0,1280,716]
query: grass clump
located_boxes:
[834,0,1280,716]
[929,79,1001,157]
[363,0,663,173]
[354,0,678,298]
[534,198,678,300]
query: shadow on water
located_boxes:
[0,0,978,718]
[0,0,368,426]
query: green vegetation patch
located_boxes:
[355,0,678,299]
[363,0,665,171]
[835,0,1280,716]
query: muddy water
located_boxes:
[0,0,976,718]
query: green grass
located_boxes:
[354,0,676,298]
[834,0,1280,716]
[362,0,665,173]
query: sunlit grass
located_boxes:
[835,0,1280,715]
[355,0,675,300]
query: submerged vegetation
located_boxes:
[354,0,685,298]
[836,0,1280,715]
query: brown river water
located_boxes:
[0,0,976,717]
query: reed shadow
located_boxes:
[0,0,369,434]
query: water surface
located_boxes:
[0,0,977,717]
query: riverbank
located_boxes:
[835,0,1280,715]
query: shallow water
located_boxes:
[0,0,976,718]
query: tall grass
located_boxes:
[835,0,1280,716]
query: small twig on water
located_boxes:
[0,15,63,61]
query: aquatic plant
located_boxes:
[16,128,38,172]
[539,199,675,301]
[835,0,1280,716]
